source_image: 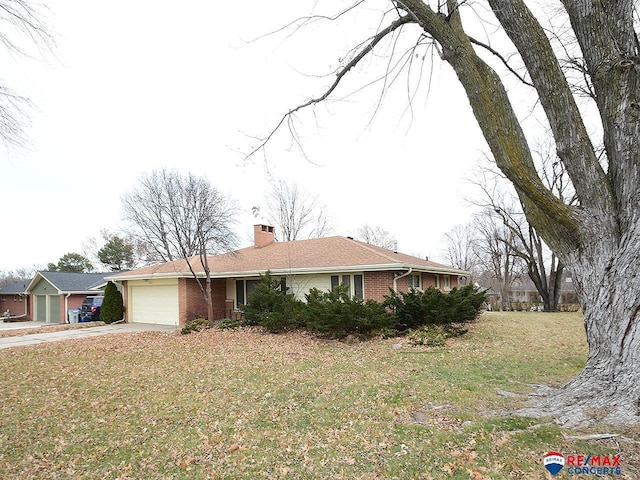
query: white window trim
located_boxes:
[408,273,422,290]
[330,273,364,299]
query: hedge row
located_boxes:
[236,273,486,338]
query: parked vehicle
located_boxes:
[79,296,104,322]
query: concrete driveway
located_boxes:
[0,321,177,349]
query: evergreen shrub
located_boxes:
[240,273,304,332]
[239,273,484,340]
[100,281,124,324]
[302,285,393,337]
[383,284,486,330]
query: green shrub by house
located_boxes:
[383,284,486,330]
[302,285,393,337]
[240,273,304,332]
[99,281,124,324]
[241,274,484,339]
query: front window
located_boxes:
[330,274,364,300]
[408,274,421,290]
[236,280,245,306]
[236,277,286,307]
[443,275,451,289]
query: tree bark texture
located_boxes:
[394,0,640,425]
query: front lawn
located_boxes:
[0,311,637,479]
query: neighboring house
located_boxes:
[25,271,110,323]
[483,274,578,310]
[0,280,31,318]
[109,224,469,326]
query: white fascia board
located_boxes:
[105,273,184,282]
[63,291,105,295]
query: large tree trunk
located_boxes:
[521,235,640,426]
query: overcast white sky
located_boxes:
[1,0,506,271]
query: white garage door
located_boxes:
[129,284,178,325]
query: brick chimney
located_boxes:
[254,224,275,247]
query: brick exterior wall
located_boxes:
[57,295,65,323]
[364,271,459,303]
[0,294,30,317]
[122,283,129,322]
[364,271,395,302]
[178,278,228,325]
[423,273,438,288]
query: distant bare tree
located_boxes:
[475,190,565,312]
[357,224,395,250]
[442,224,478,279]
[123,169,238,323]
[0,264,42,287]
[473,214,524,311]
[470,151,574,311]
[261,179,331,241]
[0,0,53,147]
[123,172,176,263]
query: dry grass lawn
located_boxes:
[0,311,638,479]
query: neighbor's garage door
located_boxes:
[129,281,178,325]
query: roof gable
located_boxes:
[26,271,110,293]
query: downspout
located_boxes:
[393,267,413,293]
[65,293,71,323]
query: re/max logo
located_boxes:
[565,455,621,467]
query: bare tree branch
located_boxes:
[468,36,534,87]
[0,0,54,148]
[247,14,414,158]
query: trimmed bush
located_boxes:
[100,281,124,324]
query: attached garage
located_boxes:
[128,279,179,325]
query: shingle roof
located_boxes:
[110,236,468,280]
[0,281,29,294]
[29,271,110,293]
